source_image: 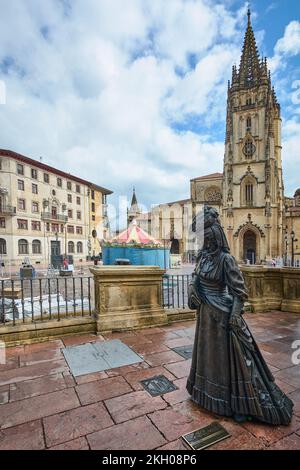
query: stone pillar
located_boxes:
[90,266,168,333]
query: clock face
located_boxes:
[243,139,256,157]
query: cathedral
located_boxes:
[150,9,300,265]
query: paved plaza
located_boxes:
[0,311,300,450]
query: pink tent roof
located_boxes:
[110,221,162,246]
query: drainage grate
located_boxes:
[172,344,193,360]
[140,375,178,397]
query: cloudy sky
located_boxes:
[0,0,300,215]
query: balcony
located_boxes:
[41,212,68,223]
[0,205,16,216]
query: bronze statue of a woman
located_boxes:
[187,206,293,425]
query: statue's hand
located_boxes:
[188,278,202,310]
[229,297,244,327]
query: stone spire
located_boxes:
[131,187,138,208]
[237,8,261,88]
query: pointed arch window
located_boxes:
[246,116,251,131]
[245,183,254,205]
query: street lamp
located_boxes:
[284,230,288,266]
[291,230,298,267]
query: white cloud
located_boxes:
[0,0,298,214]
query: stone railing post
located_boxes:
[90,266,168,333]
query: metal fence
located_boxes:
[162,274,192,309]
[0,276,94,325]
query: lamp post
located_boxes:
[291,230,298,267]
[284,230,288,267]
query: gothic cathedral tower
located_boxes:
[222,9,284,263]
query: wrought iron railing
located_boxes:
[162,274,192,309]
[0,276,94,325]
[0,205,16,216]
[41,212,68,222]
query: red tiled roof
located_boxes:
[0,149,113,195]
[190,172,223,181]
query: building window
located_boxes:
[18,199,26,211]
[76,184,81,194]
[31,168,38,179]
[46,223,50,232]
[76,196,81,205]
[68,241,75,254]
[31,220,41,231]
[18,180,24,191]
[44,173,49,183]
[0,238,7,255]
[32,183,38,194]
[57,177,62,187]
[91,190,95,200]
[0,218,5,228]
[67,225,74,234]
[18,239,29,255]
[17,163,24,175]
[102,194,107,204]
[246,97,252,106]
[68,209,73,218]
[77,241,83,254]
[32,202,39,213]
[246,116,251,131]
[67,194,72,203]
[76,226,83,235]
[245,184,254,205]
[67,181,72,190]
[92,215,95,221]
[60,224,64,233]
[51,223,59,233]
[17,219,28,230]
[91,202,95,213]
[77,211,81,220]
[32,239,41,254]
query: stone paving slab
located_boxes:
[0,311,300,450]
[62,339,143,376]
[87,416,167,450]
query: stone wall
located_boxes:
[241,266,300,313]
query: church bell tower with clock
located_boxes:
[222,9,284,263]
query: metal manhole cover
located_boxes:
[62,339,143,376]
[172,345,193,359]
[140,375,178,397]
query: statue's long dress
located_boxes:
[186,251,293,425]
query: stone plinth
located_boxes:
[241,266,300,313]
[90,266,168,333]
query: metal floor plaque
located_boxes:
[181,422,230,450]
[62,339,143,376]
[140,375,178,397]
[172,344,193,359]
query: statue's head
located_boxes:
[202,205,230,254]
[204,206,220,228]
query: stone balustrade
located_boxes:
[241,266,300,313]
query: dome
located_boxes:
[294,188,300,197]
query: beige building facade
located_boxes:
[0,150,112,267]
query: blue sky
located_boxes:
[0,0,300,215]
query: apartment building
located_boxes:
[0,150,112,266]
